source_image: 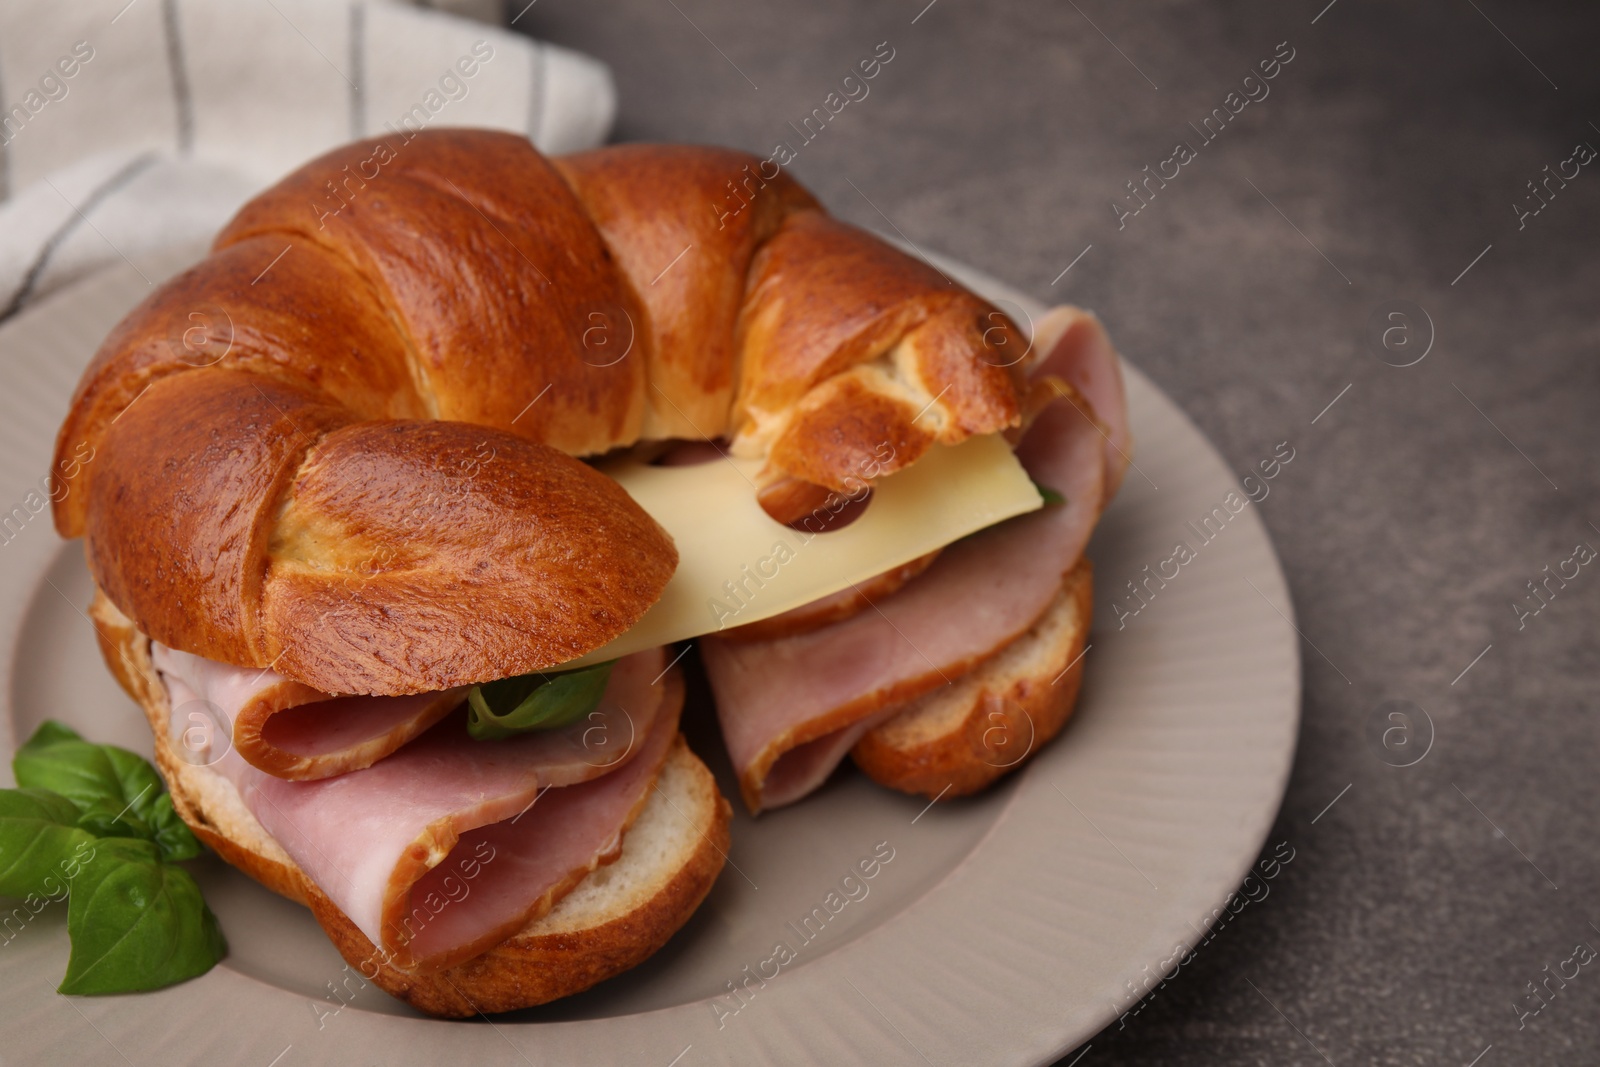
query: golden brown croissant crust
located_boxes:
[52,131,1025,694]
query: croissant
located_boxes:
[52,130,1027,697]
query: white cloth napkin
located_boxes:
[0,0,616,323]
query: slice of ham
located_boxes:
[153,645,464,781]
[402,715,673,969]
[1029,306,1131,497]
[702,388,1110,813]
[154,645,673,970]
[718,549,943,643]
[757,703,906,809]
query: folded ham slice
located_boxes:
[153,645,464,781]
[154,645,673,970]
[702,386,1109,812]
[1029,306,1131,496]
[401,714,674,970]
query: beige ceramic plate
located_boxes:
[0,247,1298,1067]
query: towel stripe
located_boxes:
[162,0,195,153]
[0,153,158,325]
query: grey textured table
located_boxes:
[516,2,1600,1064]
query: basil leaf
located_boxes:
[25,721,83,748]
[148,794,202,863]
[74,799,153,843]
[1032,480,1066,506]
[15,721,202,863]
[59,838,225,995]
[16,721,165,821]
[9,727,223,993]
[467,661,615,741]
[0,789,97,899]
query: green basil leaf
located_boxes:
[25,721,83,748]
[74,799,153,843]
[16,722,201,862]
[148,794,201,863]
[467,661,615,741]
[0,789,97,899]
[59,838,225,995]
[1032,480,1066,506]
[15,721,166,825]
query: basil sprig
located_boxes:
[14,721,199,862]
[0,721,224,994]
[466,661,616,741]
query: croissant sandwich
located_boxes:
[51,129,1129,1016]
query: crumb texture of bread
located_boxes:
[851,560,1092,798]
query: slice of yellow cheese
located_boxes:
[570,433,1043,665]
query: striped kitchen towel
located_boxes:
[0,0,615,323]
